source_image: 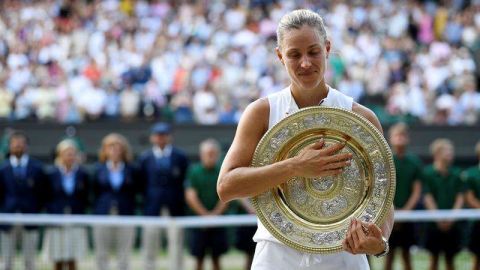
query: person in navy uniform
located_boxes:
[139,122,189,270]
[92,133,139,270]
[0,131,47,270]
[44,139,90,270]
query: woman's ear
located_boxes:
[325,40,331,59]
[275,47,284,65]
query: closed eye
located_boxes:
[287,53,301,59]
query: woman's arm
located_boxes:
[343,103,395,255]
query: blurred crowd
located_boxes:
[0,0,479,125]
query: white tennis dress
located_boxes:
[251,86,370,270]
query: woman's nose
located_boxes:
[300,56,312,68]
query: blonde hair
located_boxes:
[98,133,133,162]
[430,138,454,156]
[277,9,327,48]
[55,139,79,166]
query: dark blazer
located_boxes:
[138,147,189,216]
[45,166,90,214]
[0,157,47,214]
[92,162,139,216]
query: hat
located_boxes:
[151,122,172,134]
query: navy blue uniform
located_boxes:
[138,148,189,216]
[92,163,139,216]
[0,157,47,230]
[45,166,90,215]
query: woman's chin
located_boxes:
[297,80,322,91]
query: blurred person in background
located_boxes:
[185,138,229,270]
[423,139,464,270]
[92,133,139,270]
[44,139,90,270]
[0,131,47,270]
[464,141,480,270]
[234,198,257,270]
[385,123,423,270]
[138,122,189,270]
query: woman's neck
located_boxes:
[290,83,329,108]
[394,146,406,157]
[110,160,121,169]
[64,164,74,172]
[434,160,449,175]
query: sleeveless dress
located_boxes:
[251,86,370,270]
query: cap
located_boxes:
[151,122,172,134]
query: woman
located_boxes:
[92,133,139,270]
[44,139,90,270]
[217,9,394,270]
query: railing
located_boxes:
[0,209,479,270]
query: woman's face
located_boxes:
[389,130,409,149]
[276,25,330,91]
[60,147,77,167]
[436,145,454,165]
[106,141,123,162]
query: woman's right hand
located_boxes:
[291,139,352,178]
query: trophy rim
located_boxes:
[251,106,396,254]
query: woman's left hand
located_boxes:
[342,218,385,255]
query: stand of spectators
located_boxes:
[0,0,478,125]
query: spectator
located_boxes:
[457,78,480,125]
[92,133,139,270]
[44,139,90,270]
[385,123,423,270]
[0,84,13,120]
[138,122,189,270]
[119,86,140,120]
[193,86,219,125]
[423,139,464,270]
[185,138,229,270]
[0,131,47,270]
[464,141,480,270]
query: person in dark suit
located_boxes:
[139,122,189,270]
[0,131,47,270]
[92,133,139,270]
[44,139,90,270]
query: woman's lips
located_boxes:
[298,71,316,76]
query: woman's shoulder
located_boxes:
[352,102,383,133]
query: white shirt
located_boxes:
[106,161,125,190]
[152,145,172,159]
[252,86,369,270]
[10,154,29,168]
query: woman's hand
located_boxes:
[291,139,352,178]
[342,218,386,255]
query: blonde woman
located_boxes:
[217,9,393,270]
[92,133,139,270]
[44,139,90,270]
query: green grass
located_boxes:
[8,248,476,270]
